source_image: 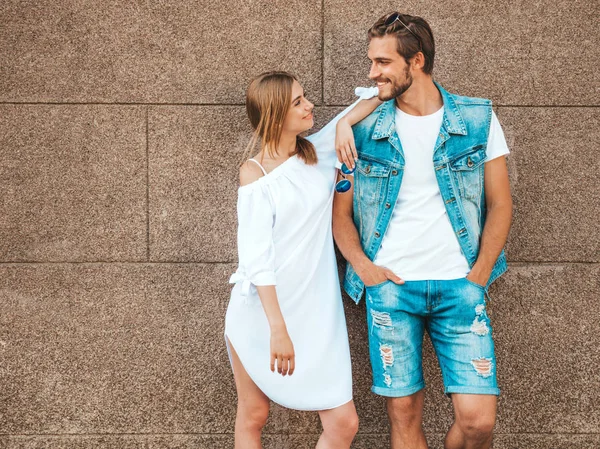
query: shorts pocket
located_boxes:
[365,279,391,290]
[365,280,397,311]
[464,277,486,291]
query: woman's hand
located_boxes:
[270,327,295,376]
[335,117,358,170]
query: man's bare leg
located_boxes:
[444,394,497,449]
[387,390,428,449]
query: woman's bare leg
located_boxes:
[227,336,270,449]
[316,400,359,449]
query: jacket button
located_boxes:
[391,169,398,175]
[385,202,391,209]
[375,231,380,238]
[467,157,474,167]
[365,166,371,174]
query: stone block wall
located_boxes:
[1,1,598,448]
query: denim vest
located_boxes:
[344,81,507,304]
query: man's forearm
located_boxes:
[471,203,512,279]
[333,213,371,273]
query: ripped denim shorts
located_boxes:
[365,277,500,397]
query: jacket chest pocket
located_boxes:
[449,145,486,201]
[355,159,390,206]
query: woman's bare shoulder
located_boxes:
[239,160,265,187]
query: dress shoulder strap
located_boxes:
[248,158,268,176]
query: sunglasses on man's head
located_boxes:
[335,163,356,193]
[383,12,422,52]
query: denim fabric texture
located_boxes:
[365,278,500,397]
[344,82,507,304]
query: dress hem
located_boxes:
[225,332,353,412]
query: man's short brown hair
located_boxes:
[368,12,435,75]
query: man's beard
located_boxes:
[378,65,413,101]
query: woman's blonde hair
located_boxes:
[242,71,317,165]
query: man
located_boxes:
[333,12,513,449]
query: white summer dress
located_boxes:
[225,87,379,411]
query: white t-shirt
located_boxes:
[373,107,510,280]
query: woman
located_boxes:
[225,71,380,448]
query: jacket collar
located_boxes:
[371,81,467,140]
[435,81,467,135]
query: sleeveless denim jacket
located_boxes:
[344,81,507,304]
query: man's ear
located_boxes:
[411,52,425,71]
